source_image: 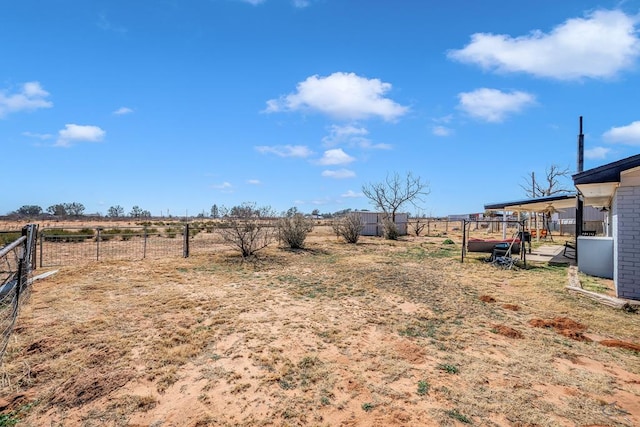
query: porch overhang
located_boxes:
[572,153,640,207]
[574,182,618,208]
[484,194,577,213]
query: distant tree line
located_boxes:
[6,203,355,220]
[6,203,151,219]
[7,169,428,222]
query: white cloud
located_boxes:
[113,107,133,115]
[321,169,356,179]
[212,182,233,190]
[432,126,452,137]
[55,124,106,147]
[585,146,611,159]
[321,124,391,149]
[602,121,640,145]
[240,0,311,7]
[432,114,454,124]
[310,198,331,205]
[341,190,363,198]
[0,81,53,118]
[457,88,535,122]
[247,179,261,185]
[448,10,640,80]
[318,148,355,165]
[265,72,408,121]
[255,145,313,157]
[358,141,392,150]
[97,13,127,34]
[22,131,53,140]
[322,124,369,146]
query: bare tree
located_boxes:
[362,172,429,239]
[409,212,427,236]
[521,165,572,198]
[521,165,573,232]
[362,172,430,222]
[219,202,276,258]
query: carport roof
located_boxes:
[484,194,577,212]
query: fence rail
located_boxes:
[1,224,38,363]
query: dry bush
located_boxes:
[218,203,276,258]
[332,213,364,243]
[382,217,399,240]
[277,214,314,249]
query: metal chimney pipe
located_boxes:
[577,116,584,173]
[576,116,584,255]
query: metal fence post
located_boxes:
[39,229,44,269]
[96,227,102,261]
[183,224,189,258]
[143,227,147,259]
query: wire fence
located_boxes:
[38,224,233,267]
[1,224,38,363]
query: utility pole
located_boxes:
[532,172,537,231]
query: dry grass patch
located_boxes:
[1,228,639,426]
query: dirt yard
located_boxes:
[1,224,639,426]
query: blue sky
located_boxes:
[3,0,640,217]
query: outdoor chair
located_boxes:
[530,229,548,239]
[563,240,576,259]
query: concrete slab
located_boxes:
[524,245,576,266]
[526,245,562,262]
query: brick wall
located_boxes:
[616,185,640,300]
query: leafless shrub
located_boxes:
[410,213,427,236]
[382,217,399,240]
[219,203,276,258]
[278,214,314,249]
[333,213,364,244]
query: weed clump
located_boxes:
[417,380,429,395]
[437,363,459,374]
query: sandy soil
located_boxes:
[1,224,639,426]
